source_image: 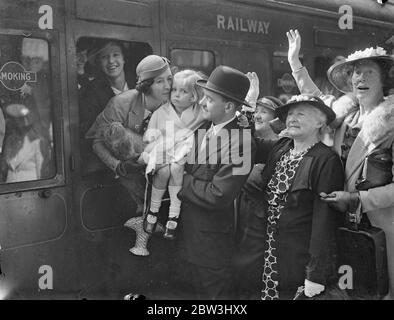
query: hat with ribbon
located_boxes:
[327,46,394,93]
[196,65,251,107]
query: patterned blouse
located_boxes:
[261,146,314,300]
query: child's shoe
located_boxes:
[143,211,158,234]
[163,218,178,240]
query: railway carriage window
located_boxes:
[0,36,55,184]
[77,37,152,176]
[170,49,215,75]
[272,54,302,103]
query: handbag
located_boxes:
[337,210,388,298]
[355,148,393,191]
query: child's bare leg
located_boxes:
[164,163,184,238]
[145,165,170,232]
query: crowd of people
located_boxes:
[75,29,394,300]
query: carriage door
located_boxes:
[65,0,160,296]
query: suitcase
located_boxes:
[337,216,388,298]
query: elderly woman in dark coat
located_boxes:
[254,95,345,300]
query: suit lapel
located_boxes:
[192,118,239,174]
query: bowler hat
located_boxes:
[136,55,170,83]
[275,94,336,125]
[327,46,394,93]
[196,65,251,107]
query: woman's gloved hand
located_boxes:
[244,71,260,110]
[286,29,303,71]
[304,279,325,298]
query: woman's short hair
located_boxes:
[135,78,154,93]
[173,69,205,104]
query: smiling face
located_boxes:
[200,89,229,124]
[171,75,194,112]
[351,59,384,102]
[254,105,276,133]
[98,43,125,80]
[285,103,326,140]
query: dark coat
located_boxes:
[257,138,345,289]
[178,118,256,269]
[79,77,115,138]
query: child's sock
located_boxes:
[168,185,182,227]
[149,187,166,223]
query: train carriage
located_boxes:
[0,0,393,299]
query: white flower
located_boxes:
[288,94,315,103]
[346,46,387,62]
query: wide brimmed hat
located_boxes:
[327,47,394,93]
[256,96,283,112]
[275,95,336,125]
[136,55,170,83]
[196,65,251,107]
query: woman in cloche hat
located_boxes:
[86,54,172,256]
[287,29,394,300]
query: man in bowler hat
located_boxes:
[177,66,256,299]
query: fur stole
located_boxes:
[334,95,394,144]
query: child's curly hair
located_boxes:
[103,122,144,161]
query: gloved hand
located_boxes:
[319,191,360,213]
[116,159,145,176]
[286,29,303,71]
[304,279,325,298]
[245,71,260,109]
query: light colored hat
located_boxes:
[21,38,48,61]
[327,46,394,93]
[136,55,170,83]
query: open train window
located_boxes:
[0,35,56,184]
[76,37,152,177]
[170,49,215,75]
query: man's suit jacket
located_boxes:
[178,118,256,269]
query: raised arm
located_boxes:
[287,29,322,97]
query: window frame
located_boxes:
[170,48,216,75]
[0,28,65,194]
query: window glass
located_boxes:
[171,49,215,75]
[272,54,301,103]
[0,35,55,183]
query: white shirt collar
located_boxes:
[111,82,129,95]
[210,115,237,135]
